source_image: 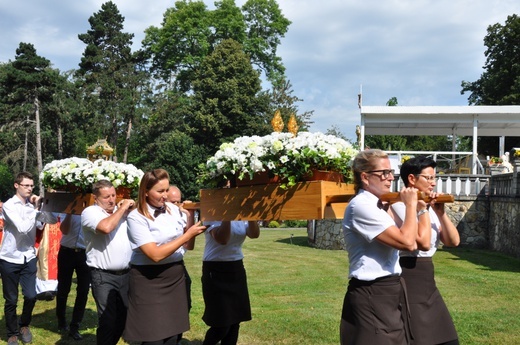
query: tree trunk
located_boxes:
[34,96,44,195]
[24,114,29,171]
[57,125,63,159]
[111,112,118,162]
[123,118,132,164]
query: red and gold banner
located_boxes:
[35,221,62,281]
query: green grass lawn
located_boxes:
[1,228,519,344]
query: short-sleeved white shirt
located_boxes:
[202,221,247,262]
[391,202,440,257]
[54,213,85,249]
[126,202,187,265]
[342,189,401,281]
[81,204,132,270]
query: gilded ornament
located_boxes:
[271,110,284,132]
[287,113,299,136]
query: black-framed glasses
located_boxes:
[418,174,436,182]
[19,184,34,189]
[367,169,395,179]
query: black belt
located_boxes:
[90,267,130,275]
[61,246,85,252]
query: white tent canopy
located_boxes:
[359,105,520,174]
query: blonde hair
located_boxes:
[352,149,388,193]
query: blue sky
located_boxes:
[0,0,518,141]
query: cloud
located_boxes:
[0,0,517,140]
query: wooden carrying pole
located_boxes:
[380,191,454,204]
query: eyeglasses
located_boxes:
[19,184,34,189]
[171,201,182,205]
[418,174,436,182]
[367,169,395,179]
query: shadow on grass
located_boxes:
[179,339,203,345]
[443,247,520,273]
[0,299,98,344]
[275,235,311,248]
[0,296,205,344]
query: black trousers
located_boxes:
[0,258,37,338]
[56,246,91,331]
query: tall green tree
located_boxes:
[241,0,291,82]
[461,14,520,155]
[76,1,143,161]
[142,0,291,92]
[264,78,313,132]
[0,62,26,172]
[133,130,207,200]
[326,125,351,142]
[212,0,247,45]
[461,14,520,105]
[0,43,57,190]
[189,38,271,152]
[143,0,213,91]
[0,162,13,200]
[42,70,90,160]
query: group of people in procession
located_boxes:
[0,149,461,345]
[0,169,259,345]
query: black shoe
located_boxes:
[68,330,83,341]
[58,325,69,334]
[7,335,19,345]
[19,326,32,343]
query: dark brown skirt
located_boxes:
[340,275,409,345]
[202,260,252,327]
[124,261,189,342]
[400,257,458,345]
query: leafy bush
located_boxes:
[267,220,280,228]
[282,220,308,228]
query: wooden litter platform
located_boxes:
[197,181,355,221]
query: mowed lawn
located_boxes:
[0,228,519,344]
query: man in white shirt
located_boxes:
[81,180,134,345]
[0,172,44,345]
[55,213,90,341]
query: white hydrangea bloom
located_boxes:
[200,131,359,186]
[41,157,144,191]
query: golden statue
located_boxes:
[287,113,298,137]
[271,110,284,132]
[355,125,361,145]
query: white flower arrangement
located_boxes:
[198,132,359,187]
[40,157,144,192]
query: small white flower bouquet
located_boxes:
[40,157,144,192]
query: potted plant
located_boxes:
[511,148,520,161]
[489,156,503,165]
[401,155,412,164]
[197,132,359,188]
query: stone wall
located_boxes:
[488,196,520,258]
[448,196,489,249]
